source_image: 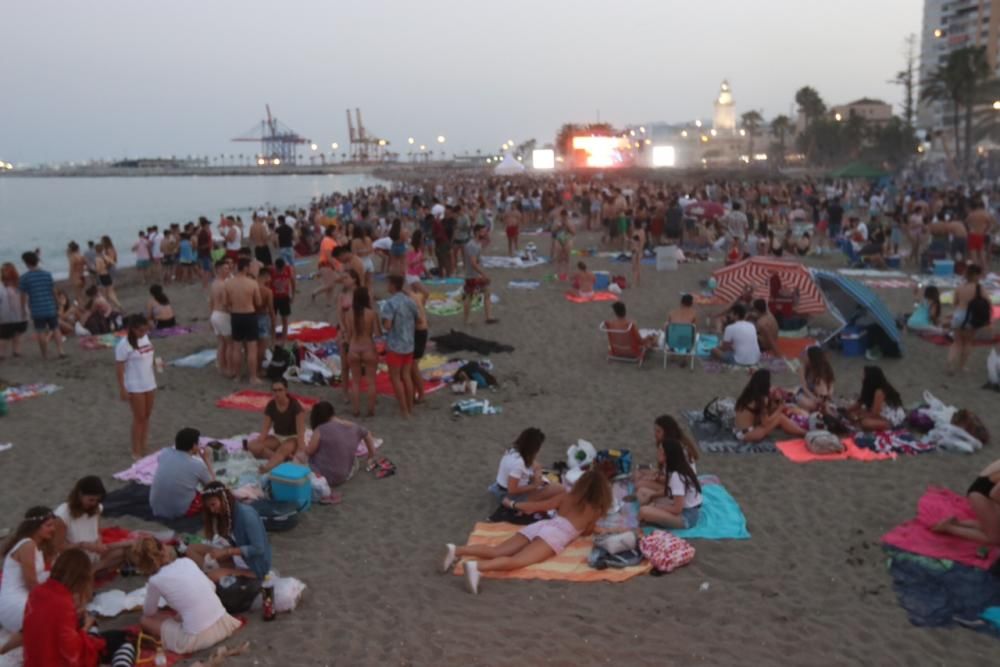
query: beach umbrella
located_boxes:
[812,269,902,351]
[684,200,726,219]
[712,257,827,315]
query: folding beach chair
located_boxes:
[599,321,647,368]
[663,323,699,370]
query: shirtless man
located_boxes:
[966,199,995,270]
[503,203,523,257]
[332,245,367,295]
[208,260,232,376]
[256,267,276,369]
[67,241,87,302]
[666,294,698,329]
[573,261,597,298]
[223,257,263,384]
[750,299,780,353]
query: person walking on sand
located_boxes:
[949,263,992,374]
[382,275,418,418]
[209,259,233,376]
[18,251,65,360]
[504,202,523,257]
[965,198,995,271]
[223,257,263,384]
[462,225,497,326]
[116,314,157,460]
[407,281,429,404]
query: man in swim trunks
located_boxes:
[503,202,523,257]
[223,257,263,384]
[965,198,995,270]
[462,225,497,326]
[209,259,232,376]
[382,275,419,418]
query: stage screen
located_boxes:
[571,135,628,168]
[532,149,555,169]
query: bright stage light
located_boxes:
[571,135,628,168]
[532,149,555,169]
[651,145,676,168]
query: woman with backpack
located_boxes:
[949,264,992,374]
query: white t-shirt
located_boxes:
[855,221,869,241]
[225,225,242,251]
[667,472,703,508]
[723,320,761,366]
[431,203,445,219]
[496,449,531,489]
[115,335,157,394]
[143,557,226,635]
[54,502,101,546]
[150,233,163,259]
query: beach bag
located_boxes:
[216,577,261,614]
[595,449,632,478]
[702,397,735,430]
[266,345,294,381]
[965,284,991,329]
[805,430,844,454]
[952,409,990,445]
[639,531,695,573]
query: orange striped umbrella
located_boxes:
[712,256,826,315]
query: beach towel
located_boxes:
[839,268,910,279]
[881,486,1000,570]
[507,280,541,289]
[454,522,651,582]
[682,410,778,454]
[1,383,61,403]
[216,390,319,412]
[0,443,12,453]
[430,330,514,354]
[642,477,750,540]
[286,324,338,343]
[149,325,196,338]
[886,548,1000,635]
[776,437,894,463]
[854,430,935,456]
[78,333,121,350]
[425,292,496,317]
[480,256,548,269]
[170,348,218,368]
[343,372,445,398]
[695,334,720,357]
[863,279,914,289]
[423,277,466,287]
[564,291,618,303]
[773,337,818,360]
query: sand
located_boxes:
[1,231,998,666]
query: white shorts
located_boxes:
[210,310,231,337]
[160,613,241,654]
[362,257,375,273]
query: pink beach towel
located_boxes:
[881,486,1000,569]
[564,291,619,303]
[776,437,895,463]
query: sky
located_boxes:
[1,0,923,164]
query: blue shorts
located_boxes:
[681,505,701,529]
[487,482,527,504]
[279,248,295,266]
[198,256,213,273]
[136,259,151,269]
[33,315,59,332]
[258,314,272,339]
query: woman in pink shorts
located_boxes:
[440,470,612,594]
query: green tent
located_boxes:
[829,162,888,179]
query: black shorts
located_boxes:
[99,274,112,287]
[230,312,259,342]
[274,296,291,317]
[413,328,428,360]
[0,321,28,340]
[255,246,273,266]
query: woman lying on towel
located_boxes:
[733,369,807,443]
[847,366,905,432]
[933,458,1000,544]
[441,470,613,595]
[488,427,564,505]
[637,439,702,529]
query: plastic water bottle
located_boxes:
[262,574,276,621]
[154,647,168,666]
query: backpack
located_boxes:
[266,345,294,381]
[965,284,992,329]
[702,397,735,430]
[639,531,695,573]
[216,577,261,614]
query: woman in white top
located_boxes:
[490,428,564,505]
[0,507,56,638]
[115,314,157,460]
[54,476,133,574]
[638,440,703,529]
[131,537,241,654]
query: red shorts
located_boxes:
[464,277,488,295]
[184,492,203,517]
[225,250,239,261]
[506,226,519,239]
[386,351,413,368]
[968,233,985,251]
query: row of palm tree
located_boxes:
[736,110,793,166]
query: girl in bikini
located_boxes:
[933,458,1000,544]
[343,283,382,417]
[441,470,613,595]
[337,269,360,404]
[796,346,835,412]
[847,366,905,431]
[733,369,806,443]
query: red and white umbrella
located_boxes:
[711,257,826,315]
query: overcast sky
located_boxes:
[1,0,922,163]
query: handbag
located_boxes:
[639,531,695,573]
[216,576,261,614]
[805,429,844,454]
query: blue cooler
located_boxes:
[594,271,610,291]
[840,326,867,357]
[269,463,312,510]
[933,259,954,276]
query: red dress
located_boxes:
[22,579,104,667]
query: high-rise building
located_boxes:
[919,0,1000,133]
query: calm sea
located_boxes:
[0,173,383,276]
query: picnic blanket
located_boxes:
[481,255,548,269]
[642,476,750,540]
[863,279,914,289]
[776,437,895,463]
[881,486,1000,570]
[170,348,217,368]
[565,291,618,303]
[426,291,496,317]
[216,390,319,412]
[78,333,121,350]
[886,547,1000,635]
[917,330,1000,347]
[149,325,196,338]
[1,383,62,403]
[683,410,778,454]
[454,522,651,582]
[285,321,338,343]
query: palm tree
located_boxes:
[740,110,764,161]
[794,86,826,128]
[770,115,792,165]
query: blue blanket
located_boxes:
[643,478,750,540]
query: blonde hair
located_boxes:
[129,537,167,576]
[567,469,613,516]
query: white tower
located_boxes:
[713,80,736,134]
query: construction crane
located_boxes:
[346,107,389,162]
[232,105,310,165]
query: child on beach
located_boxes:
[442,469,613,594]
[489,427,564,504]
[637,438,703,529]
[847,366,905,431]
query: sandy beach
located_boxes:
[1,227,998,666]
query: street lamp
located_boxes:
[695,119,702,128]
[739,129,746,137]
[681,130,688,138]
[710,129,717,137]
[437,135,446,144]
[993,101,1000,110]
[408,137,415,144]
[834,113,843,122]
[419,144,426,151]
[310,143,318,151]
[331,142,339,150]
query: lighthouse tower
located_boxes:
[713,80,736,135]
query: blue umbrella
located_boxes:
[812,270,903,352]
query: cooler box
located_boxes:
[656,246,679,271]
[269,463,312,510]
[933,259,954,276]
[886,256,901,269]
[593,271,610,291]
[840,326,867,357]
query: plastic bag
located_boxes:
[923,423,983,454]
[310,472,332,500]
[988,348,1000,385]
[274,576,306,613]
[921,391,956,427]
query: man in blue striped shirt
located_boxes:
[19,251,65,358]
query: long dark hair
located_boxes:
[804,347,834,388]
[654,414,699,463]
[661,439,701,496]
[67,475,106,519]
[149,284,169,305]
[735,369,771,416]
[566,469,613,516]
[512,427,545,467]
[389,219,401,242]
[352,285,371,333]
[859,365,902,409]
[411,229,423,250]
[3,506,54,557]
[125,313,148,349]
[310,400,335,429]
[201,481,237,539]
[924,285,941,323]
